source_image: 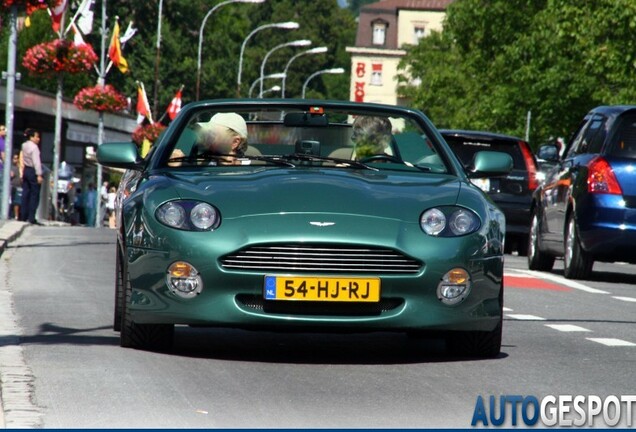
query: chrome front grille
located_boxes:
[220,244,422,273]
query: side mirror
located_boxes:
[467,151,513,178]
[536,144,560,162]
[97,142,144,170]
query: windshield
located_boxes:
[158,105,450,174]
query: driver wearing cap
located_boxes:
[196,112,248,165]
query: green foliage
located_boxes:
[399,0,636,148]
[0,0,356,122]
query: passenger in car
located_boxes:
[196,112,249,164]
[350,116,393,159]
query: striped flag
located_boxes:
[50,0,68,33]
[108,20,128,73]
[136,82,153,124]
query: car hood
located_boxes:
[159,168,462,221]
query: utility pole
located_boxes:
[94,0,108,228]
[1,5,18,220]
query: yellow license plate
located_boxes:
[264,275,381,302]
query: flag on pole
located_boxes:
[49,0,68,32]
[71,23,86,46]
[120,21,138,45]
[167,88,183,120]
[76,0,95,35]
[108,20,128,73]
[136,82,153,124]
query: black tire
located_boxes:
[527,212,555,271]
[120,269,174,351]
[113,243,123,331]
[563,214,593,279]
[446,283,503,358]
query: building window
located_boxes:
[370,63,382,86]
[372,22,386,46]
[413,26,425,44]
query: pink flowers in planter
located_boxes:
[22,39,97,76]
[132,123,166,146]
[74,85,128,113]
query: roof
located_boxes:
[362,0,454,12]
[356,0,455,49]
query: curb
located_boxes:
[0,221,28,257]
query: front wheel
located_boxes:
[563,214,593,279]
[446,282,503,358]
[120,270,174,351]
[527,211,555,271]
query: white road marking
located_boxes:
[512,269,609,294]
[545,324,591,332]
[506,314,546,321]
[612,296,636,303]
[503,307,514,312]
[586,338,636,347]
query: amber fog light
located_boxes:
[437,268,471,305]
[166,261,203,299]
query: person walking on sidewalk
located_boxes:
[19,128,43,225]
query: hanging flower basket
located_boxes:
[22,39,97,76]
[1,0,58,14]
[132,123,166,146]
[74,85,128,113]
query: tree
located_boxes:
[398,0,636,147]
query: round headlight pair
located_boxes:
[420,207,480,237]
[156,201,219,231]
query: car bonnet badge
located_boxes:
[310,221,335,227]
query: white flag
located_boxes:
[120,21,138,45]
[76,0,94,34]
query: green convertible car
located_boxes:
[97,99,512,357]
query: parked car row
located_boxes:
[442,105,636,280]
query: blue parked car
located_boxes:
[528,105,636,279]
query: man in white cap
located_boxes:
[196,112,248,164]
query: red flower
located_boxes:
[22,40,97,76]
[1,0,59,14]
[74,85,128,113]
[132,123,166,146]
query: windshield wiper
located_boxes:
[281,153,379,171]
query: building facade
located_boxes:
[346,0,454,106]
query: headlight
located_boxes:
[190,203,218,230]
[420,207,480,237]
[156,200,220,231]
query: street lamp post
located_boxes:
[256,85,281,98]
[258,39,311,98]
[236,21,299,97]
[301,67,345,98]
[196,0,265,101]
[248,72,286,98]
[281,46,327,98]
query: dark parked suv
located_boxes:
[440,130,540,255]
[528,105,636,279]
